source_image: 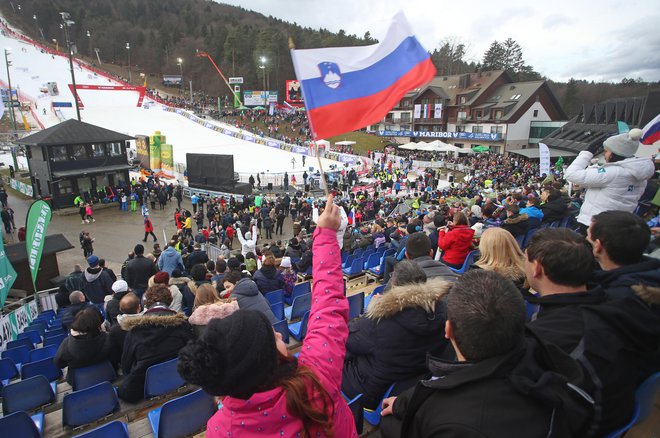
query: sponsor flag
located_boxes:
[25,200,52,289]
[555,156,564,172]
[539,143,551,176]
[641,114,660,145]
[0,238,17,309]
[290,12,436,139]
[617,121,630,134]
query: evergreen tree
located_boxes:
[482,41,505,70]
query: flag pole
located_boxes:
[289,37,330,198]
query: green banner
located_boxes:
[0,238,17,309]
[26,200,52,290]
[160,143,174,178]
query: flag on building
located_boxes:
[291,12,436,139]
[641,114,660,145]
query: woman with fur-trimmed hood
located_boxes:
[117,284,194,402]
[341,262,450,409]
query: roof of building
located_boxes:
[404,70,508,105]
[484,80,567,121]
[6,233,74,263]
[16,119,135,146]
[52,164,133,178]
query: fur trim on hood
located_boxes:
[366,278,451,320]
[632,284,660,305]
[189,301,239,325]
[120,309,187,331]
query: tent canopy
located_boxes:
[335,140,356,146]
[509,147,576,158]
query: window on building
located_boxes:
[455,143,464,148]
[401,113,411,123]
[91,144,105,158]
[494,110,503,119]
[456,125,466,132]
[95,174,109,190]
[71,145,88,160]
[401,125,411,130]
[474,110,482,119]
[434,98,443,106]
[458,96,466,104]
[457,111,467,120]
[490,126,504,134]
[421,98,429,105]
[51,145,68,162]
[533,109,539,117]
[108,143,123,156]
[401,98,411,108]
[76,176,93,194]
[57,179,73,195]
[472,126,483,133]
[113,172,127,186]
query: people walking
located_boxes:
[143,216,158,242]
[85,203,95,223]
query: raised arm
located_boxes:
[565,151,617,188]
[298,195,348,389]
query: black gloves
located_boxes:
[586,142,603,155]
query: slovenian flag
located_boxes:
[348,207,355,225]
[291,12,436,140]
[641,114,660,145]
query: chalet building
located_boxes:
[15,119,134,209]
[369,70,567,154]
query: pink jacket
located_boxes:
[205,227,357,437]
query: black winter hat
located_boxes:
[177,310,278,399]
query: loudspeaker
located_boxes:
[267,183,273,191]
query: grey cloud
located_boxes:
[543,14,574,29]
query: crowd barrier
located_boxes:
[0,288,57,351]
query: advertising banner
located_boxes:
[244,91,265,106]
[376,130,502,141]
[413,104,421,119]
[25,200,51,290]
[160,144,174,178]
[434,103,443,118]
[286,80,303,103]
[0,300,38,351]
[149,131,164,173]
[0,238,17,309]
[539,143,551,176]
[135,135,150,169]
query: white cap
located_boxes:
[112,280,129,293]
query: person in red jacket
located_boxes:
[143,217,157,242]
[438,211,475,269]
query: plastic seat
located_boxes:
[376,245,387,255]
[368,254,388,278]
[348,292,365,319]
[62,381,120,428]
[147,388,215,438]
[21,357,63,382]
[284,293,311,320]
[363,383,395,426]
[341,251,349,264]
[2,345,31,367]
[73,420,129,438]
[270,301,285,321]
[48,319,63,329]
[29,345,59,363]
[44,327,67,338]
[264,289,284,306]
[2,375,56,415]
[363,253,381,271]
[0,357,19,387]
[288,311,310,341]
[448,250,480,275]
[521,227,541,249]
[343,392,364,435]
[284,282,310,305]
[24,323,46,337]
[7,338,35,351]
[144,358,185,398]
[559,216,573,228]
[273,319,290,344]
[0,411,43,438]
[603,371,660,438]
[515,234,525,248]
[69,361,117,391]
[342,257,364,277]
[342,254,354,269]
[363,248,375,260]
[38,310,56,320]
[43,333,67,349]
[352,248,364,259]
[18,330,42,346]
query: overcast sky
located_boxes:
[216,0,660,83]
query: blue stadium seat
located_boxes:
[603,371,660,438]
[521,227,541,249]
[25,323,46,337]
[288,311,310,342]
[2,345,31,367]
[29,345,59,363]
[270,301,285,321]
[62,381,120,428]
[2,375,56,415]
[69,361,117,391]
[559,215,573,228]
[264,289,284,306]
[363,383,396,426]
[342,254,354,269]
[448,250,480,275]
[363,253,381,271]
[342,392,364,435]
[21,357,63,382]
[144,358,185,399]
[284,293,311,321]
[44,327,67,338]
[348,292,365,320]
[0,411,43,438]
[38,310,56,320]
[0,357,19,388]
[73,420,129,438]
[342,257,364,278]
[147,389,215,438]
[352,248,365,259]
[272,319,290,344]
[341,251,349,264]
[7,338,35,351]
[515,234,525,248]
[43,333,67,349]
[18,330,42,346]
[48,319,63,329]
[376,245,387,255]
[284,282,310,305]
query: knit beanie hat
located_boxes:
[153,271,170,285]
[177,310,280,399]
[603,128,643,158]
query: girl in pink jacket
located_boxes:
[177,195,357,437]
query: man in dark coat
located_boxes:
[125,244,157,298]
[540,188,568,224]
[380,270,594,438]
[500,204,529,238]
[104,280,131,327]
[185,243,209,271]
[118,284,193,402]
[61,290,91,333]
[80,256,114,304]
[525,226,660,436]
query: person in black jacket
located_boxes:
[380,270,594,438]
[55,306,116,383]
[61,291,91,333]
[125,244,157,298]
[540,188,568,224]
[185,243,209,271]
[80,256,114,304]
[104,280,131,327]
[500,204,529,238]
[342,261,450,409]
[117,284,193,402]
[252,256,285,294]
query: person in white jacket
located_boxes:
[565,128,654,230]
[236,224,258,257]
[313,200,348,249]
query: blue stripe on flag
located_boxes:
[300,36,430,111]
